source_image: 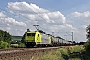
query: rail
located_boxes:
[0,47,59,60]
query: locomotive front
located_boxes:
[25,31,42,47]
[25,32,36,47]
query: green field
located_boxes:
[12,36,22,41]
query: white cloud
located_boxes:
[0,12,6,18]
[81,25,87,29]
[47,11,66,24]
[6,27,11,30]
[67,11,90,42]
[0,1,88,42]
[7,2,66,25]
[7,2,86,42]
[70,12,82,18]
[70,11,90,21]
[7,2,49,14]
[0,12,26,26]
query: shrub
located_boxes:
[59,48,69,56]
[18,43,26,48]
[84,40,90,55]
[39,48,65,60]
[0,41,10,49]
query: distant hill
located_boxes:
[12,36,22,41]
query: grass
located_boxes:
[39,49,64,60]
[69,45,84,53]
[38,45,84,60]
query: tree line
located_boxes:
[0,24,90,49]
[0,30,12,48]
[84,25,90,56]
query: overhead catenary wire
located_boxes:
[19,1,81,42]
[17,0,52,32]
[0,1,49,33]
[0,1,68,39]
[17,0,73,38]
[0,4,35,31]
[23,0,75,35]
[0,2,37,24]
[0,0,73,40]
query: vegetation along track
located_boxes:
[0,47,59,60]
[61,45,84,60]
[38,45,84,60]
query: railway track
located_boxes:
[0,47,59,60]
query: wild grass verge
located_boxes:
[38,45,85,60]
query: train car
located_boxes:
[23,29,72,47]
[52,37,60,46]
[52,37,70,46]
[58,39,63,46]
[25,31,52,47]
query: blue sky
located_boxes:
[26,0,90,14]
[0,0,90,42]
[1,0,90,14]
[0,0,89,17]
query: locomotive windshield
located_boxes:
[27,33,35,36]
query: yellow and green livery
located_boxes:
[25,31,52,47]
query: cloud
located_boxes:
[67,11,90,42]
[0,1,87,42]
[0,12,26,28]
[0,12,6,18]
[6,2,80,42]
[7,2,49,14]
[7,2,66,25]
[70,11,90,22]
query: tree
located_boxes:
[4,31,12,43]
[84,40,90,55]
[86,25,90,40]
[84,25,90,55]
[21,32,26,43]
[0,30,11,48]
[0,30,12,43]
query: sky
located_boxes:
[0,0,90,42]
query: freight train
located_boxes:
[24,30,72,47]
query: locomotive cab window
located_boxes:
[27,33,35,36]
[38,34,39,37]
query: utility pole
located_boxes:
[52,32,54,36]
[33,25,39,31]
[71,32,73,44]
[65,32,74,44]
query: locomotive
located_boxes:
[24,30,72,47]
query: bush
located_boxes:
[0,41,10,49]
[0,30,12,43]
[40,53,63,60]
[39,48,65,60]
[84,40,90,55]
[18,43,26,48]
[59,48,69,56]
